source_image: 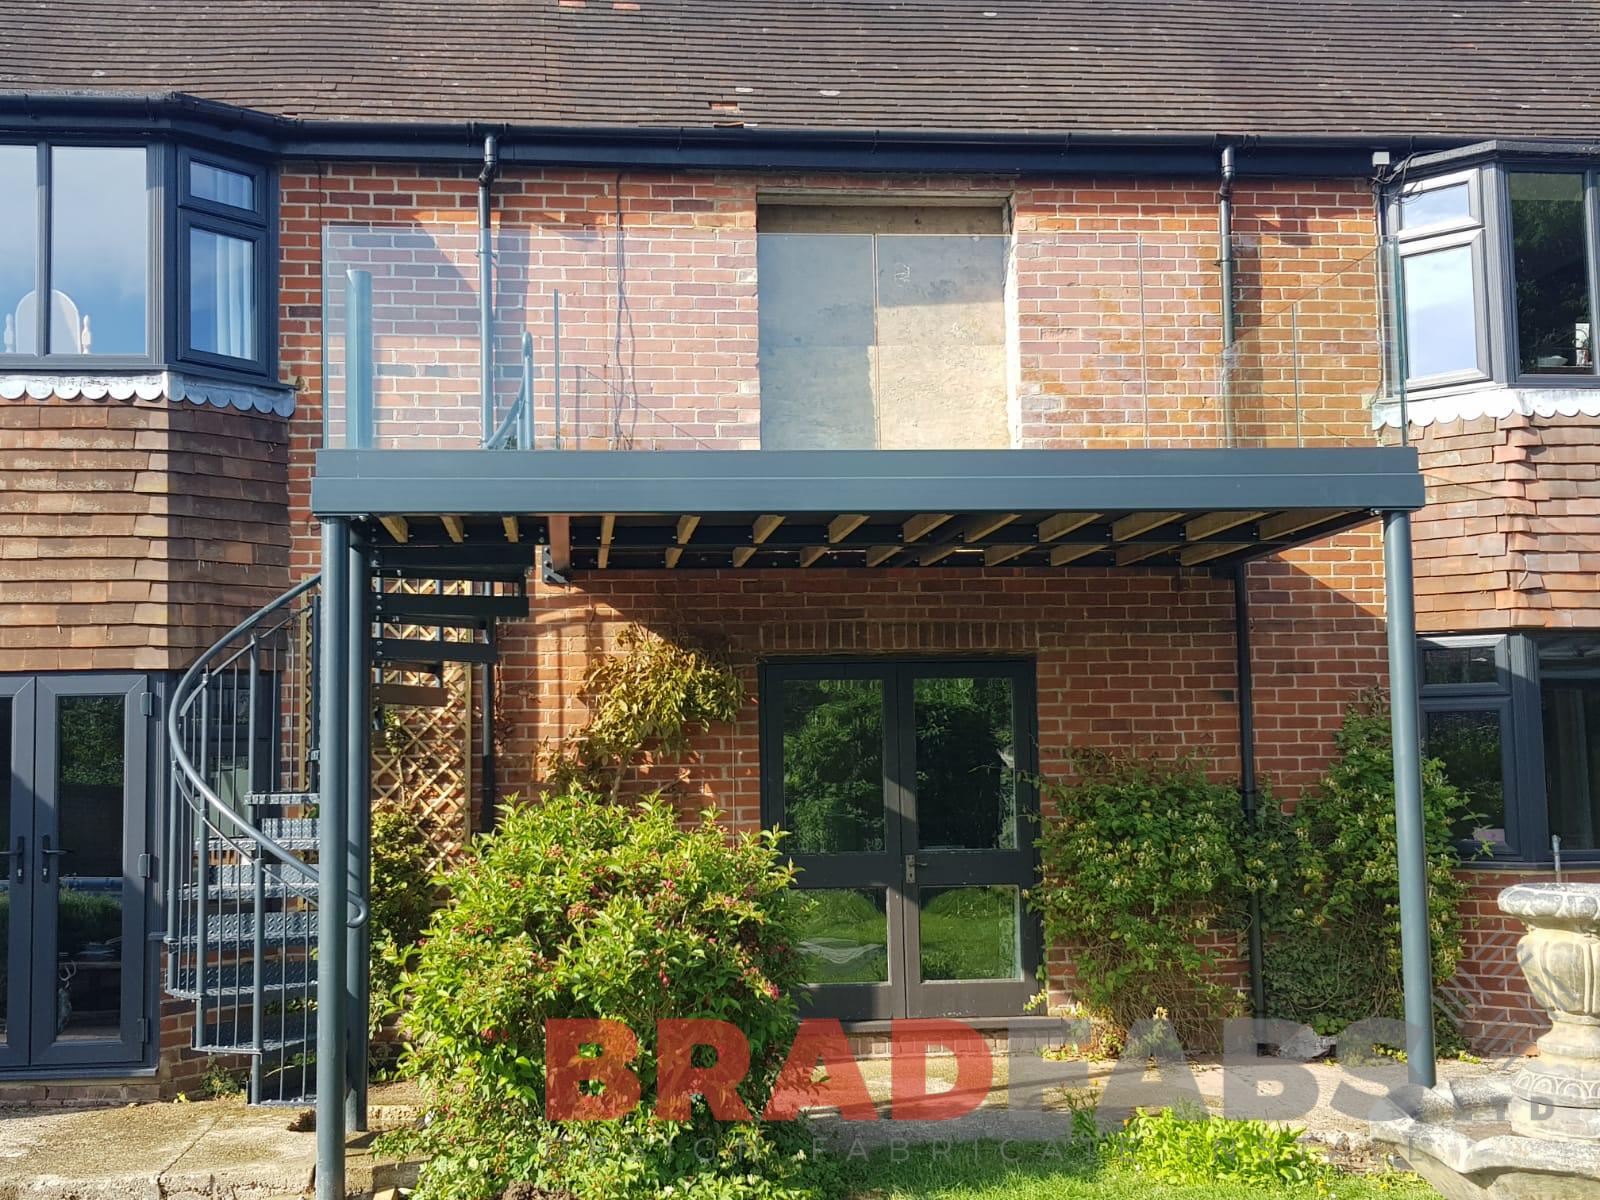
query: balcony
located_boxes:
[319,220,1402,455]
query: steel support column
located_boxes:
[316,519,351,1200]
[1233,563,1266,1023]
[345,536,372,1131]
[1383,508,1437,1089]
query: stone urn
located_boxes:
[1499,882,1600,1141]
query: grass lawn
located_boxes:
[846,1140,1432,1200]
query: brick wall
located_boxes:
[1413,412,1600,631]
[0,396,290,671]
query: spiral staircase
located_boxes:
[163,544,531,1104]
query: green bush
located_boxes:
[1106,1107,1332,1189]
[382,788,832,1200]
[369,801,439,1036]
[1261,692,1475,1045]
[1032,752,1251,1048]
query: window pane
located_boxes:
[1539,638,1600,850]
[189,228,257,359]
[914,675,1017,850]
[1422,642,1498,687]
[920,885,1021,981]
[1424,709,1506,845]
[781,677,885,853]
[0,146,37,355]
[1403,244,1480,379]
[1510,173,1594,375]
[50,147,148,355]
[190,160,255,210]
[55,695,127,1041]
[1400,181,1472,231]
[795,889,889,984]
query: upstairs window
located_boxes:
[1392,172,1489,387]
[1,145,151,359]
[756,201,1012,450]
[0,142,272,381]
[1508,171,1595,376]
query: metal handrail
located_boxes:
[167,572,368,928]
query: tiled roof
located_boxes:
[1,0,1593,139]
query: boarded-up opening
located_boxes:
[757,201,1012,450]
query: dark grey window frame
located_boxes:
[1387,154,1600,397]
[1418,630,1600,868]
[0,139,276,386]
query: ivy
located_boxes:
[1260,690,1476,1046]
[1031,751,1251,1049]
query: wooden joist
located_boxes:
[732,546,757,568]
[1179,541,1252,566]
[865,546,899,567]
[1037,512,1099,543]
[962,513,1019,544]
[1049,543,1100,567]
[502,516,521,544]
[921,544,958,566]
[441,515,466,544]
[827,514,868,544]
[1257,508,1347,541]
[1115,542,1175,567]
[597,514,615,569]
[752,514,785,544]
[1184,510,1263,544]
[1112,511,1182,542]
[676,515,701,545]
[379,515,410,544]
[664,545,683,568]
[984,545,1032,567]
[799,546,829,568]
[903,513,952,543]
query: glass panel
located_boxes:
[1402,243,1480,379]
[190,160,255,210]
[780,677,886,853]
[189,228,257,359]
[1510,172,1594,375]
[1422,642,1498,687]
[920,885,1021,981]
[1424,709,1507,845]
[1400,181,1472,231]
[795,888,889,984]
[914,675,1016,850]
[54,695,126,1041]
[50,147,149,355]
[0,145,37,355]
[1539,638,1600,850]
[0,698,10,1043]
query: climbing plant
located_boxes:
[540,624,744,798]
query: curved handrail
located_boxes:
[167,573,368,928]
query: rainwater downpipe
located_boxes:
[1219,143,1238,447]
[477,134,501,828]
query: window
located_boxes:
[1391,172,1489,387]
[0,145,151,358]
[1509,171,1595,376]
[1420,632,1600,864]
[0,142,272,379]
[756,202,1012,450]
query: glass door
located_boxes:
[763,661,1038,1022]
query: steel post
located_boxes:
[345,536,372,1131]
[1384,508,1437,1088]
[1233,563,1267,1024]
[316,519,351,1200]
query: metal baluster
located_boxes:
[196,675,212,1044]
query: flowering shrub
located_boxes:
[382,788,834,1200]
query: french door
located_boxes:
[761,660,1039,1021]
[1,675,152,1071]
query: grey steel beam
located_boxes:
[316,519,351,1200]
[1384,508,1437,1089]
[313,447,1425,520]
[345,537,372,1132]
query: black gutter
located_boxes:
[0,90,1497,176]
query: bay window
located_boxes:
[1392,171,1490,388]
[1508,171,1595,376]
[0,141,272,381]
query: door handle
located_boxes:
[39,835,68,883]
[904,854,929,885]
[2,835,22,883]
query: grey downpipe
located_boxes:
[478,133,500,442]
[1219,143,1237,447]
